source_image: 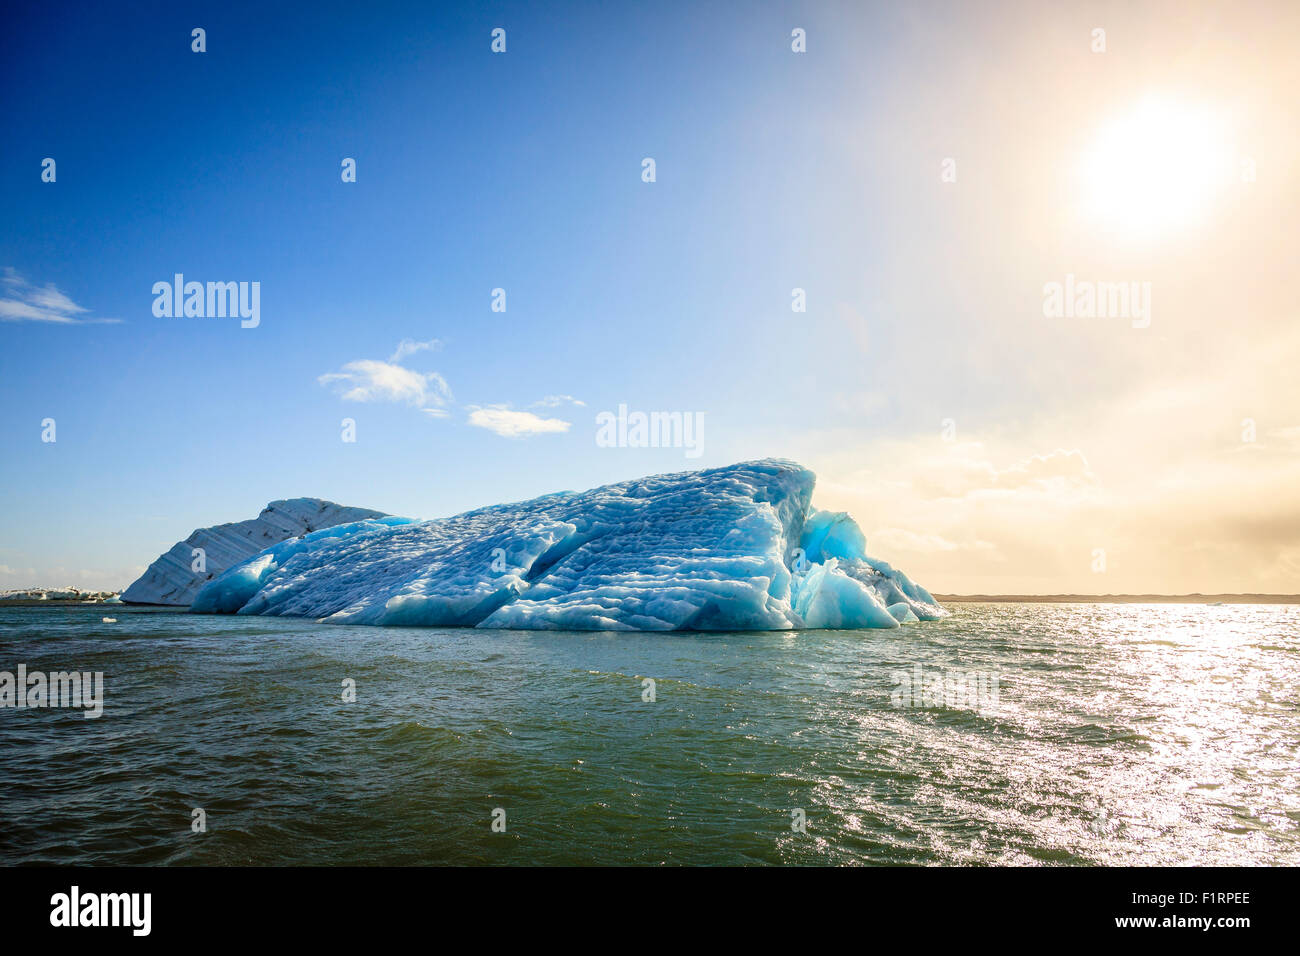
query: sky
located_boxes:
[1,0,1297,595]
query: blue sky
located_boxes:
[3,0,1298,593]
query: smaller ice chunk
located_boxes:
[791,558,899,629]
[797,507,946,623]
[887,602,920,623]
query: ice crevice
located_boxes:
[189,459,946,631]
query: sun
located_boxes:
[1077,96,1232,240]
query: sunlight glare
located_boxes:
[1078,97,1232,240]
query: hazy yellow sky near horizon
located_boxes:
[744,0,1299,594]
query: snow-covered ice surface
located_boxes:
[122,499,387,605]
[191,460,945,630]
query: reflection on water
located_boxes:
[0,602,1296,865]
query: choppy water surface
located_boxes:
[1,603,1296,865]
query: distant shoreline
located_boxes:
[0,599,125,607]
[935,594,1300,604]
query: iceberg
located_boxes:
[122,498,387,605]
[190,460,945,630]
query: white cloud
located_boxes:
[389,338,441,362]
[0,268,120,325]
[319,342,583,436]
[318,359,451,413]
[467,405,571,438]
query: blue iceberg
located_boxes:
[190,459,945,630]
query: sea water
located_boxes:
[0,603,1296,865]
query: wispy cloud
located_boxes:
[987,449,1093,489]
[0,268,121,325]
[530,394,585,409]
[466,405,571,438]
[389,337,441,362]
[318,357,451,415]
[320,341,578,438]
